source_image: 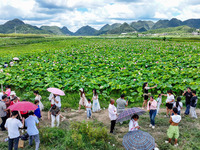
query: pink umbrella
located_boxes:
[8,102,38,111]
[47,88,65,96]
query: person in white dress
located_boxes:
[34,91,44,110]
[157,94,163,115]
[78,88,88,111]
[92,89,101,112]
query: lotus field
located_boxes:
[0,38,200,103]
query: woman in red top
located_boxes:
[10,96,20,106]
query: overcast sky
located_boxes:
[0,0,200,32]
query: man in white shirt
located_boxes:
[5,111,24,150]
[53,94,61,109]
[108,99,117,134]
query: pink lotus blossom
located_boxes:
[37,57,39,58]
[53,64,55,66]
[22,69,24,71]
[124,67,126,69]
[134,79,136,81]
[0,69,3,72]
[29,64,31,66]
[6,73,9,75]
[156,61,159,63]
[181,69,183,70]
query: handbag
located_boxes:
[18,139,24,148]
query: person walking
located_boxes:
[52,94,65,121]
[182,87,192,115]
[0,95,8,131]
[108,99,117,134]
[190,90,198,119]
[92,89,101,112]
[34,100,42,120]
[142,82,157,109]
[85,99,92,119]
[34,91,44,110]
[78,88,88,111]
[48,105,60,127]
[25,112,40,150]
[147,96,157,129]
[5,111,24,150]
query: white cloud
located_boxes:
[0,0,200,32]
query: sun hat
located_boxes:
[10,91,16,96]
[79,88,83,92]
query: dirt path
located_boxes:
[0,107,200,149]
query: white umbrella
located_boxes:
[13,57,19,61]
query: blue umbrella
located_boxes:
[123,130,155,150]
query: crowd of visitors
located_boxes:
[0,83,198,149]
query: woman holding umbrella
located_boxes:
[47,88,66,121]
[142,82,157,109]
[78,88,88,112]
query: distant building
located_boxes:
[192,32,199,35]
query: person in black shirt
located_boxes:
[142,82,157,109]
[190,90,198,119]
[182,87,192,115]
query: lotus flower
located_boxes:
[22,69,24,71]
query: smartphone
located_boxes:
[126,98,128,102]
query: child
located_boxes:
[48,105,60,127]
[190,90,198,119]
[173,97,183,115]
[85,99,92,119]
[34,100,42,119]
[129,114,140,131]
[157,94,162,115]
[165,107,181,147]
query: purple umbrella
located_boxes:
[116,107,146,123]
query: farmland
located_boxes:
[0,36,200,105]
[0,36,200,150]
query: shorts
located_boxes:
[144,95,148,100]
[166,103,173,109]
[167,125,179,139]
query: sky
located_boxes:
[0,0,200,32]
